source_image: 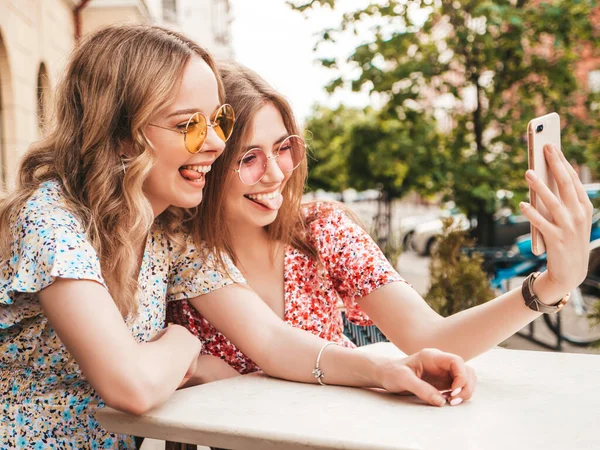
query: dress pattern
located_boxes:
[0,180,237,449]
[167,202,407,374]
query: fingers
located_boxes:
[421,348,467,381]
[556,149,589,205]
[556,151,595,220]
[449,365,477,406]
[525,169,567,228]
[519,200,559,239]
[544,145,579,209]
[400,369,447,407]
[390,350,476,407]
[417,349,475,406]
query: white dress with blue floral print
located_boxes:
[0,180,239,449]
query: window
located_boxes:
[212,0,231,46]
[163,0,177,23]
[588,69,600,93]
[37,63,50,136]
[0,74,4,186]
[0,35,8,186]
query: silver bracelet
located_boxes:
[312,342,336,385]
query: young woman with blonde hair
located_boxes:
[1,25,475,448]
[0,24,238,447]
[168,60,593,391]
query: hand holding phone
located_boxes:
[521,112,594,304]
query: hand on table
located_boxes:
[376,348,476,407]
[149,324,207,389]
[179,355,241,389]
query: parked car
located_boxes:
[397,212,441,250]
[488,208,531,247]
[411,183,600,257]
[410,212,471,255]
[411,208,530,256]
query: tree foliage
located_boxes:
[292,0,599,245]
[426,218,494,316]
[303,105,357,193]
[304,104,444,199]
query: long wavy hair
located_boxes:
[0,24,223,317]
[193,60,321,268]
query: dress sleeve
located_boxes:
[167,234,246,302]
[307,203,408,325]
[1,189,106,328]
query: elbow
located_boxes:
[99,376,157,416]
[257,358,278,378]
[251,347,278,377]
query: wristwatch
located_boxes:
[522,271,570,314]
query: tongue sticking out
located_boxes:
[251,193,284,211]
[179,168,203,181]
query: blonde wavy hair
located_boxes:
[0,24,223,317]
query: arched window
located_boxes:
[0,32,10,186]
[37,63,51,136]
[0,72,4,186]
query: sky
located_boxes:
[229,0,372,123]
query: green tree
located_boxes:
[305,103,444,252]
[303,105,358,193]
[305,104,443,197]
[344,106,443,199]
[291,0,599,246]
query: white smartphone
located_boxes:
[527,112,561,256]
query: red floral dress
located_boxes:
[167,202,407,374]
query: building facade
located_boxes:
[0,0,232,187]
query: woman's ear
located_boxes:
[118,137,135,158]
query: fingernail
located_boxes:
[520,201,530,209]
[526,170,538,182]
[451,387,462,397]
[544,144,554,154]
[450,397,463,406]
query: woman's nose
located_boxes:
[201,125,226,156]
[261,156,285,183]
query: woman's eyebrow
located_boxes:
[166,104,221,119]
[243,135,289,152]
[166,108,199,118]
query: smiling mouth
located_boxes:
[243,190,283,210]
[179,164,211,183]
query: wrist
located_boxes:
[368,354,391,389]
[170,324,201,349]
[532,271,571,306]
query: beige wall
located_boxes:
[81,3,151,37]
[0,0,233,188]
[0,0,75,187]
[0,0,157,187]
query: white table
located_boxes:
[96,344,600,449]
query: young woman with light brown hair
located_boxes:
[166,60,479,406]
[167,60,593,394]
